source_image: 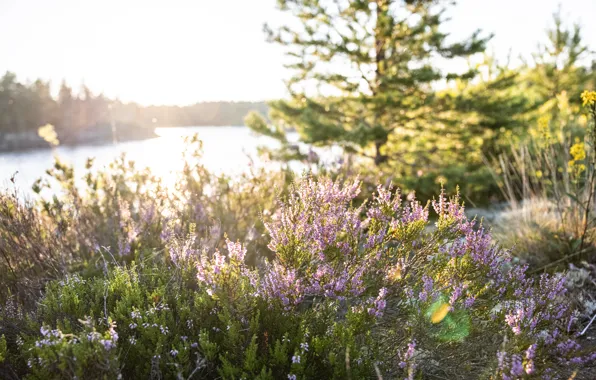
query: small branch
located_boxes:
[577,168,596,257]
[103,283,109,323]
[374,363,383,380]
[529,247,593,274]
[580,313,596,336]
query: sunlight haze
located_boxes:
[2,0,596,376]
[1,0,594,105]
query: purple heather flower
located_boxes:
[463,296,475,308]
[100,339,116,351]
[249,176,591,377]
[524,344,536,374]
[419,275,433,302]
[226,239,246,261]
[449,285,463,305]
[368,288,388,317]
[510,354,524,377]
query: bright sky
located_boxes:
[0,0,594,106]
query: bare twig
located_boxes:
[529,247,593,274]
[580,313,596,336]
[374,362,383,380]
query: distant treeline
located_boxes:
[0,71,268,139]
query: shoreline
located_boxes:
[0,126,159,154]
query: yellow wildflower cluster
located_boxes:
[581,90,596,107]
[570,141,586,161]
[537,114,552,142]
[568,140,586,176]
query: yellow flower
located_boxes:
[569,142,587,176]
[570,142,586,162]
[581,90,596,107]
[537,114,551,142]
[537,115,550,130]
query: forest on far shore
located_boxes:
[0,71,268,148]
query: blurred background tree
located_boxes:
[526,9,595,115]
[246,1,596,204]
[246,0,491,164]
[387,52,539,202]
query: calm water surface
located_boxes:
[0,126,338,196]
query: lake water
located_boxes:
[0,126,339,196]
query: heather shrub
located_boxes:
[2,175,594,379]
[262,177,594,378]
[35,135,286,265]
[0,135,287,306]
[6,243,379,379]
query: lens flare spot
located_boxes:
[430,302,450,324]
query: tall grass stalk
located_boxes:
[490,91,596,270]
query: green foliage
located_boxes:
[25,320,121,380]
[5,259,378,379]
[0,334,6,363]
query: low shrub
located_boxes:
[1,176,594,379]
[0,136,287,307]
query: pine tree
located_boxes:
[437,53,538,159]
[526,9,596,114]
[246,0,490,166]
[386,54,539,202]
